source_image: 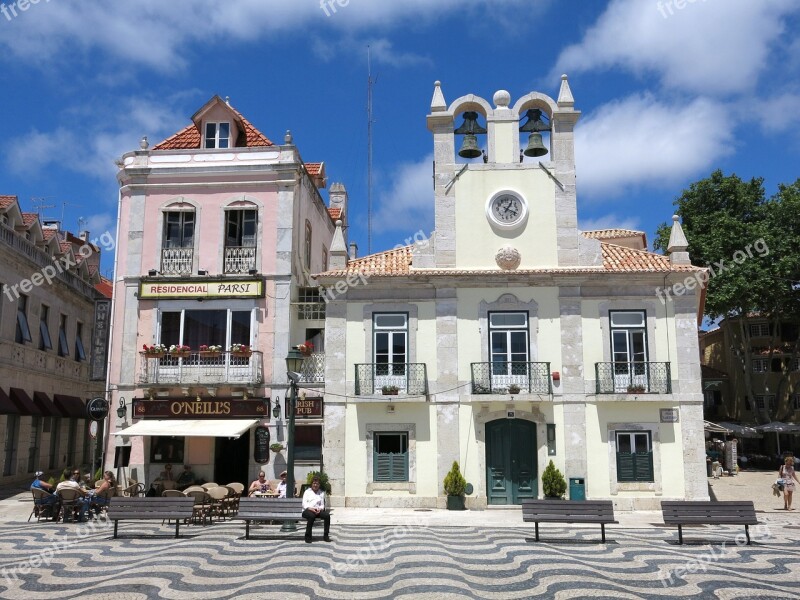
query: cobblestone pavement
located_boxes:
[0,471,796,599]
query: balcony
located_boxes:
[138,351,263,386]
[299,353,325,384]
[471,362,552,394]
[161,247,193,275]
[355,363,428,396]
[595,362,672,394]
[224,246,257,274]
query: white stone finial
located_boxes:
[139,136,149,150]
[225,96,231,106]
[667,214,691,265]
[284,130,294,145]
[493,90,511,109]
[558,74,575,108]
[431,80,447,112]
[328,219,348,269]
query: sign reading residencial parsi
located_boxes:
[139,279,263,299]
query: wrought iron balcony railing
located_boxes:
[299,353,325,383]
[224,246,257,274]
[160,247,193,275]
[138,351,263,386]
[294,302,326,320]
[355,363,428,396]
[595,362,672,394]
[470,362,552,394]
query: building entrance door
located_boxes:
[485,419,537,505]
[214,430,250,486]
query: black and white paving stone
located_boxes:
[0,517,798,599]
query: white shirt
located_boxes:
[302,486,325,510]
[277,481,287,498]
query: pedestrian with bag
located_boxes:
[779,456,799,510]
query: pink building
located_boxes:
[105,96,343,488]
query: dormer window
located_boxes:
[204,122,230,149]
[0,214,7,225]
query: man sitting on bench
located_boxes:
[302,476,331,543]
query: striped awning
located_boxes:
[0,388,18,415]
[53,395,87,418]
[9,388,41,416]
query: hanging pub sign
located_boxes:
[90,299,111,381]
[87,397,109,421]
[133,398,269,419]
[284,396,323,418]
[254,426,271,464]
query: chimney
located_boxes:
[349,241,358,260]
[79,231,90,242]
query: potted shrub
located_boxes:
[270,443,285,453]
[626,384,646,394]
[541,460,567,499]
[508,384,521,394]
[199,344,222,357]
[142,343,166,357]
[382,385,399,395]
[229,343,252,357]
[443,461,467,510]
[168,344,191,357]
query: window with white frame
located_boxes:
[609,311,648,390]
[39,304,52,351]
[749,322,771,337]
[163,211,195,249]
[160,309,252,350]
[204,122,230,149]
[58,314,69,357]
[792,394,800,410]
[489,312,529,384]
[752,358,769,373]
[15,295,31,344]
[373,313,408,384]
[225,209,257,248]
[615,431,653,482]
[373,431,408,482]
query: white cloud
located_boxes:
[756,93,800,134]
[373,154,434,235]
[579,214,641,232]
[312,36,431,67]
[0,0,530,71]
[4,96,187,179]
[83,213,115,238]
[575,94,734,199]
[553,0,799,95]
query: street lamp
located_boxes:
[281,348,304,532]
[272,397,281,419]
[116,397,126,420]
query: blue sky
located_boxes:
[1,0,799,276]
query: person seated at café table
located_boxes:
[276,471,288,498]
[249,471,273,496]
[159,463,175,481]
[56,470,91,522]
[31,471,59,511]
[177,464,197,490]
[90,471,116,514]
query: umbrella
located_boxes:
[753,422,800,454]
[717,422,762,439]
[704,421,731,434]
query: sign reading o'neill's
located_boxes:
[139,279,264,300]
[133,398,269,419]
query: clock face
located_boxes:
[487,192,527,229]
[492,195,521,223]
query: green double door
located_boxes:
[486,419,537,505]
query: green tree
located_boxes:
[655,171,800,422]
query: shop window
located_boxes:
[150,436,185,464]
[615,431,653,482]
[373,432,409,482]
[294,425,322,461]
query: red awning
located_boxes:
[32,391,60,417]
[53,395,87,419]
[9,388,41,416]
[0,388,18,415]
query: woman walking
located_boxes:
[780,456,799,510]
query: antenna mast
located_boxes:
[367,45,374,255]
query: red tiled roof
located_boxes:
[328,208,342,221]
[317,242,700,278]
[42,229,59,241]
[59,242,73,254]
[152,104,274,150]
[0,195,18,209]
[305,163,322,176]
[95,278,113,299]
[21,213,39,227]
[582,228,645,240]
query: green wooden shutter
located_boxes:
[634,452,654,482]
[616,453,635,482]
[374,451,408,482]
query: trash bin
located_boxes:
[569,477,585,501]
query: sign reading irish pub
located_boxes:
[133,398,269,419]
[139,279,263,300]
[285,396,323,418]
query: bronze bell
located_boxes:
[454,111,487,159]
[524,133,548,157]
[520,108,550,157]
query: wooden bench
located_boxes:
[233,498,305,539]
[107,496,196,539]
[661,500,758,545]
[521,500,618,543]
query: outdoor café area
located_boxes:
[704,419,800,474]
